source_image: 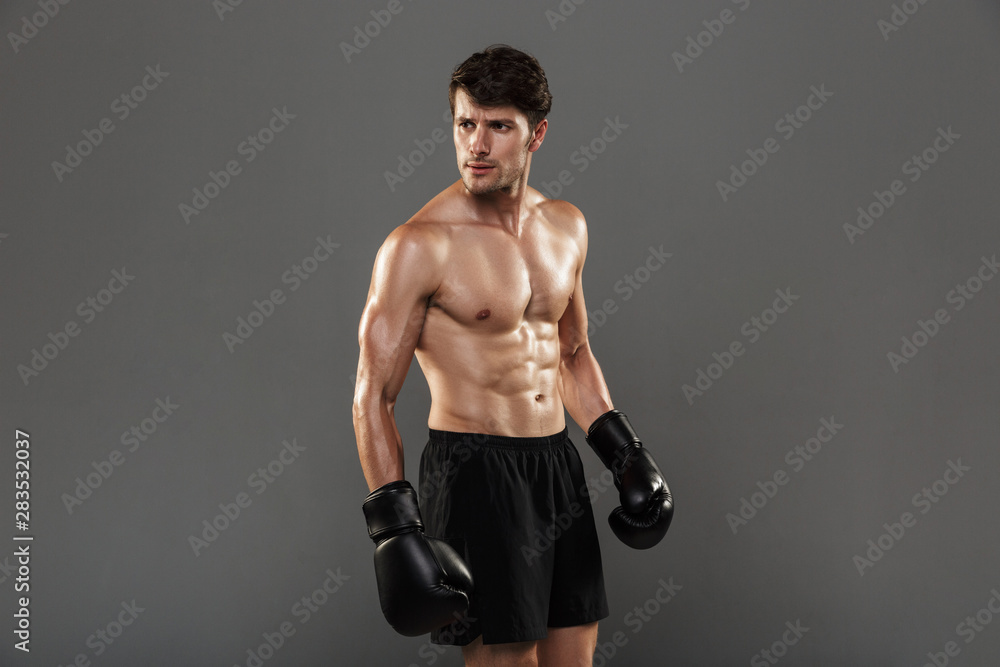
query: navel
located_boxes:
[476,308,491,320]
[535,393,544,401]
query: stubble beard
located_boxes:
[461,152,527,196]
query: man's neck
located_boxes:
[463,164,534,238]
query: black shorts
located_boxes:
[418,426,609,646]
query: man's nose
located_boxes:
[470,128,489,155]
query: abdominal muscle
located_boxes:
[415,307,568,437]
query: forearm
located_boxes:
[558,344,614,431]
[353,394,405,492]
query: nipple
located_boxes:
[476,309,491,320]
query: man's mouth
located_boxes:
[467,163,494,174]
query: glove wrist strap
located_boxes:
[586,409,642,482]
[362,480,423,543]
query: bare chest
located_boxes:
[430,224,579,331]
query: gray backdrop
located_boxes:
[2,1,999,665]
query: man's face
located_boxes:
[452,88,542,196]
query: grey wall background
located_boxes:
[2,1,999,665]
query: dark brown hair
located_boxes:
[449,44,553,130]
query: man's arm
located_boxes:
[353,224,442,491]
[556,206,674,549]
[556,207,615,430]
[353,224,474,637]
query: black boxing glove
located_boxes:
[586,409,674,550]
[362,480,474,636]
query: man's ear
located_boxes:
[527,118,548,153]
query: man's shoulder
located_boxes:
[377,214,450,273]
[401,183,465,235]
[382,219,446,258]
[535,195,587,241]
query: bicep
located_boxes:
[558,211,591,358]
[356,227,440,403]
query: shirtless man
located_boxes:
[354,45,673,666]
